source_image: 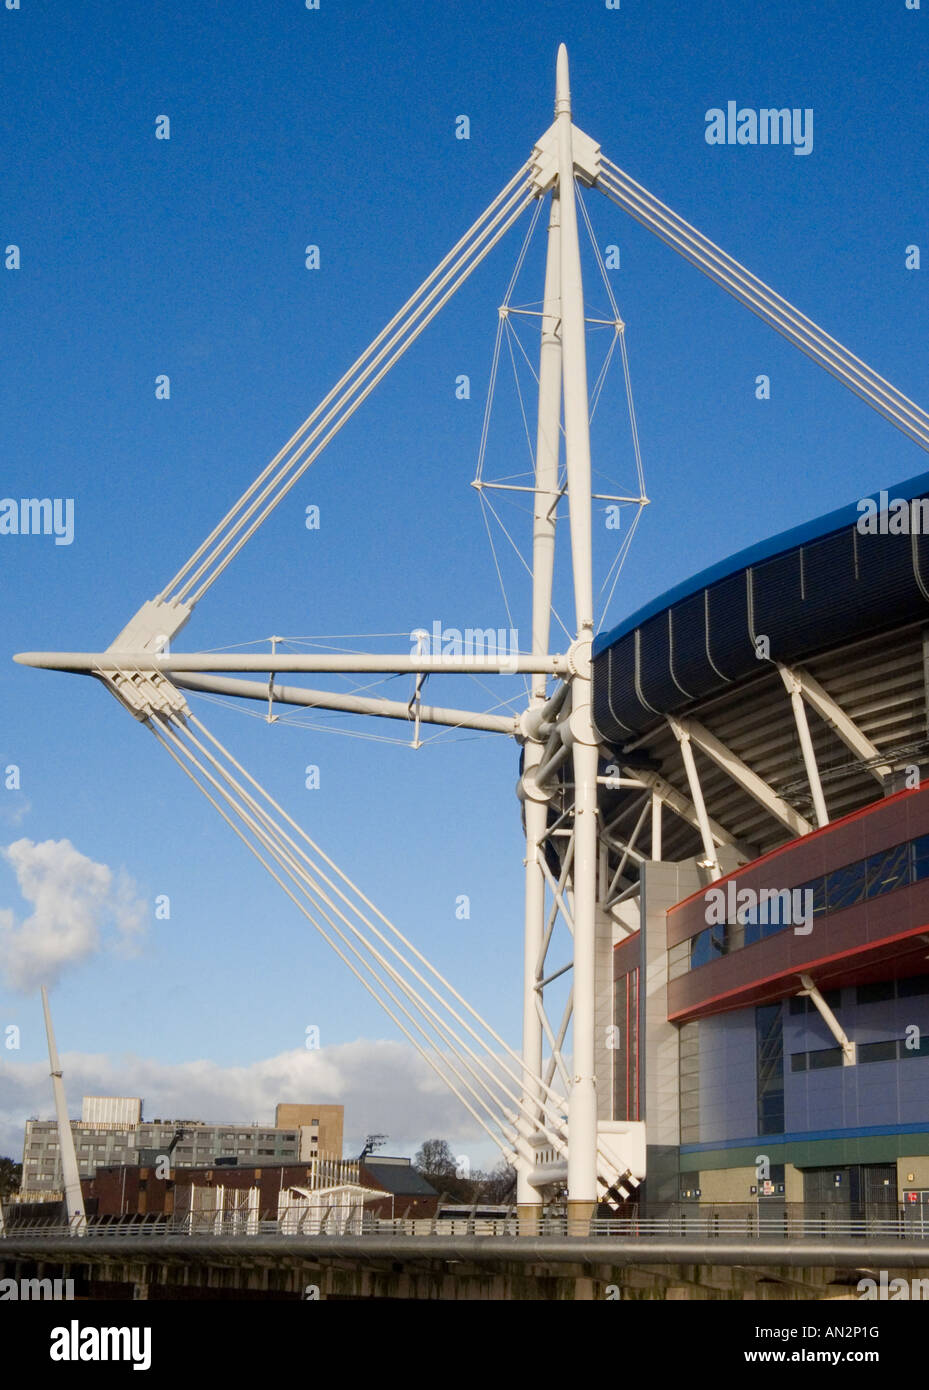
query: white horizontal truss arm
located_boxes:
[15,651,568,677]
[172,672,518,734]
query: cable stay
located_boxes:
[150,166,535,621]
[597,153,929,452]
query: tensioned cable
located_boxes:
[577,182,647,499]
[147,720,521,1157]
[598,156,929,451]
[152,706,624,1187]
[180,710,571,1128]
[160,176,536,608]
[597,503,646,629]
[158,714,557,1147]
[477,489,573,644]
[184,188,536,605]
[159,165,530,603]
[185,691,419,746]
[162,719,575,1164]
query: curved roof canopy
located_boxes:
[593,469,929,745]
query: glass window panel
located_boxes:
[690,926,728,969]
[743,916,762,947]
[790,1052,807,1071]
[898,976,929,999]
[865,842,911,899]
[859,1040,897,1064]
[796,877,827,919]
[912,835,929,881]
[826,860,867,912]
[757,889,793,930]
[856,981,895,1005]
[808,1047,843,1069]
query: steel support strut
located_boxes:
[518,185,563,1230]
[556,44,599,1227]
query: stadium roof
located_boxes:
[588,469,929,871]
[594,467,929,658]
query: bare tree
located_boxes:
[0,1157,22,1198]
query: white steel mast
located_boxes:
[41,985,86,1232]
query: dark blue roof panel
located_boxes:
[592,468,929,743]
[593,467,929,657]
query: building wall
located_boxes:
[274,1104,344,1160]
[666,785,929,1024]
[639,859,703,1203]
[22,1116,304,1192]
[85,1158,364,1218]
[679,986,929,1154]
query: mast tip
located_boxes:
[555,44,571,115]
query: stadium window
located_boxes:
[826,860,867,913]
[790,1052,808,1071]
[756,1004,785,1135]
[808,1047,843,1070]
[856,981,895,1006]
[912,835,929,882]
[858,1040,897,1064]
[899,1036,929,1060]
[865,843,911,899]
[743,910,762,947]
[796,877,827,919]
[788,989,840,1017]
[898,977,929,999]
[689,928,711,969]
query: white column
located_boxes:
[518,188,563,1226]
[651,791,663,860]
[780,668,829,828]
[41,986,86,1232]
[555,43,599,1222]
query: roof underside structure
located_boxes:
[591,471,929,869]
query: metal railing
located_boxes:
[3,1207,929,1241]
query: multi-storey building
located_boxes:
[20,1096,343,1195]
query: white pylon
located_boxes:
[517,181,562,1225]
[17,43,650,1225]
[41,986,86,1233]
[554,43,601,1222]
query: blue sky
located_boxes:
[1,0,927,1164]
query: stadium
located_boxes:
[594,467,929,1225]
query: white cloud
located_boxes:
[0,839,146,992]
[0,1040,504,1170]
